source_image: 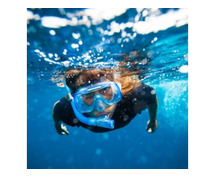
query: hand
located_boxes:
[55,122,69,135]
[146,120,157,133]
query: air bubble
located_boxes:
[34,49,40,53]
[178,65,188,73]
[72,33,80,39]
[151,90,156,95]
[48,53,53,58]
[142,10,148,17]
[95,148,102,155]
[103,133,109,140]
[71,43,79,49]
[132,98,137,102]
[49,30,56,35]
[27,76,35,85]
[63,49,67,55]
[141,91,146,95]
[123,115,129,121]
[73,118,79,124]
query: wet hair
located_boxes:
[65,67,142,96]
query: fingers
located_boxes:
[59,130,69,135]
[147,128,152,133]
[61,131,69,135]
[62,130,69,135]
[146,120,158,133]
[59,124,69,135]
[146,125,156,133]
[146,125,154,133]
[146,127,156,133]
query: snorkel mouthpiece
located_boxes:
[96,115,114,129]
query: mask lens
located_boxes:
[98,86,113,100]
[81,92,94,105]
[81,86,113,105]
[74,82,121,113]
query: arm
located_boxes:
[132,83,158,133]
[146,95,158,133]
[52,101,69,135]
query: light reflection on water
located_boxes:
[27,8,188,87]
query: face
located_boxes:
[78,79,118,118]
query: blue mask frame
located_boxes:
[73,81,122,113]
[65,81,122,129]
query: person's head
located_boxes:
[65,68,141,118]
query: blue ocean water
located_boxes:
[27,8,188,169]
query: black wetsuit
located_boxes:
[53,83,156,133]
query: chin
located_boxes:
[86,112,111,118]
[98,112,114,118]
[86,104,116,118]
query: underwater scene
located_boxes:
[27,8,188,169]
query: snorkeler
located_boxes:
[52,68,158,135]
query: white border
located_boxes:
[2,1,215,179]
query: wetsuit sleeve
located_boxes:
[52,97,81,127]
[131,83,158,121]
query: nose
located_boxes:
[98,101,104,107]
[96,100,106,112]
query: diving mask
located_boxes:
[73,81,122,113]
[66,81,122,129]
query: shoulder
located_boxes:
[119,83,156,114]
[53,96,68,109]
[53,96,81,127]
[124,83,155,100]
[133,83,155,95]
[134,83,156,99]
[52,96,71,117]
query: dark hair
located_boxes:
[65,67,142,96]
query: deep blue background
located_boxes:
[27,79,188,169]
